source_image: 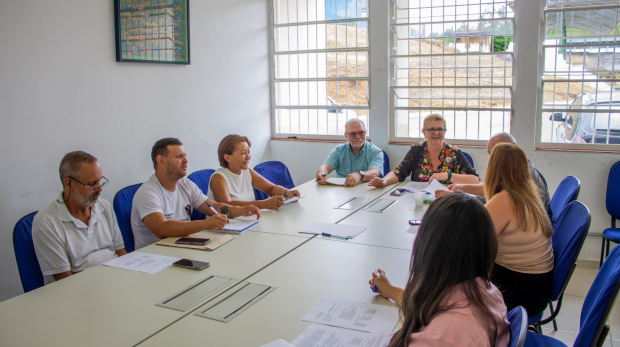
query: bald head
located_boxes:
[487,132,517,154]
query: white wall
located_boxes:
[0,0,272,302]
[271,0,617,263]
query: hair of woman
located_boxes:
[387,193,499,347]
[422,113,446,130]
[217,135,252,168]
[484,143,552,238]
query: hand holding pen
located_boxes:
[316,173,327,185]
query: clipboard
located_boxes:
[156,231,235,251]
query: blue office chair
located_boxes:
[382,150,390,176]
[549,176,580,224]
[529,201,591,333]
[462,151,474,168]
[508,306,528,347]
[12,211,44,293]
[600,161,620,267]
[524,245,620,347]
[253,161,295,201]
[112,183,141,253]
[187,169,216,221]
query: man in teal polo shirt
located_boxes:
[316,119,384,187]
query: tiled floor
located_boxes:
[539,266,618,346]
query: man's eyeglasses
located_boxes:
[346,130,367,137]
[425,128,446,134]
[69,176,109,191]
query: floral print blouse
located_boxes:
[393,141,479,183]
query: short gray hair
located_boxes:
[344,118,366,133]
[59,151,98,184]
[490,132,517,145]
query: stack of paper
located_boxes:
[426,180,449,200]
[324,177,346,186]
[299,223,366,239]
[103,252,179,274]
[291,324,391,347]
[301,297,399,333]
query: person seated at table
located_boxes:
[315,118,384,187]
[438,132,552,220]
[482,143,554,317]
[208,134,300,210]
[368,114,479,188]
[131,138,260,250]
[370,193,510,347]
[33,151,127,284]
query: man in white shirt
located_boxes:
[131,138,260,249]
[33,151,127,284]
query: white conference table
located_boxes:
[0,231,309,347]
[335,190,428,251]
[241,179,400,237]
[137,238,412,347]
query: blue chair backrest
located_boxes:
[550,176,580,223]
[112,183,141,253]
[253,161,295,201]
[461,151,474,168]
[607,161,620,220]
[550,201,591,301]
[507,306,527,347]
[382,150,390,176]
[188,169,216,221]
[574,246,620,347]
[12,211,44,293]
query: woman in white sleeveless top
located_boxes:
[209,135,300,210]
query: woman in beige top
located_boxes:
[485,143,554,316]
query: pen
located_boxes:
[316,173,326,182]
[372,269,378,293]
[321,233,348,240]
[206,202,219,215]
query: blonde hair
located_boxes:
[422,113,447,130]
[484,143,552,237]
[218,135,252,168]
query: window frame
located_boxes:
[268,1,372,140]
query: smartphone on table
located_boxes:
[175,237,211,246]
[390,188,408,196]
[409,220,421,225]
[173,259,211,271]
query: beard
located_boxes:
[166,164,187,180]
[73,188,99,208]
[350,140,364,149]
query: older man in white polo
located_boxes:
[315,119,384,187]
[32,151,126,284]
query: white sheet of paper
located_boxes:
[325,177,346,186]
[406,225,418,234]
[103,252,180,274]
[426,180,449,200]
[299,223,366,239]
[260,339,295,347]
[284,195,306,204]
[302,297,399,333]
[292,324,391,347]
[401,181,429,193]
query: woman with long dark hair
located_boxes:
[370,193,509,347]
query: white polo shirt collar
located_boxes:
[55,193,103,229]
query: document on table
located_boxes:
[299,223,366,239]
[260,339,295,347]
[401,181,429,193]
[103,252,180,274]
[284,195,306,204]
[325,177,346,186]
[426,180,449,200]
[302,297,399,333]
[291,324,391,347]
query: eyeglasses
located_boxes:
[346,130,367,137]
[69,176,109,191]
[425,128,446,134]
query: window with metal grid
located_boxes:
[270,0,370,138]
[539,0,620,148]
[390,0,514,144]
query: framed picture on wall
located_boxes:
[114,0,190,64]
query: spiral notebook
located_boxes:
[210,219,259,234]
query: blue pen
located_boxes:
[372,269,379,293]
[205,202,219,215]
[321,233,348,240]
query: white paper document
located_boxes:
[260,339,295,347]
[292,324,391,347]
[299,223,366,239]
[302,297,399,333]
[426,180,449,200]
[284,195,306,204]
[401,181,429,193]
[103,252,180,274]
[325,177,346,186]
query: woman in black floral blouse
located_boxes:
[369,114,480,187]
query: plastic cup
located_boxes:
[414,192,426,206]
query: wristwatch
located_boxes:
[358,171,365,181]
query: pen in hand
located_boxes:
[316,173,326,182]
[372,269,378,293]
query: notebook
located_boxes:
[210,219,259,234]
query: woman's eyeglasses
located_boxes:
[425,128,446,134]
